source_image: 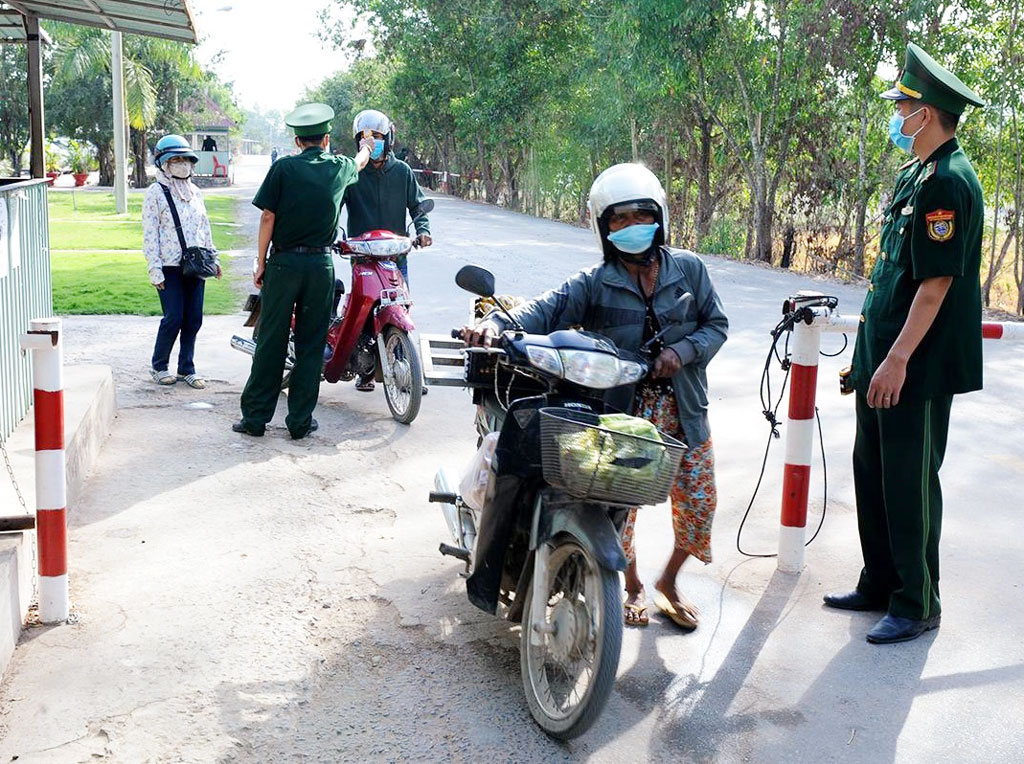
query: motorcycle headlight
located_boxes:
[526,345,563,376]
[561,351,647,389]
[560,350,621,388]
[526,346,648,388]
[346,237,413,257]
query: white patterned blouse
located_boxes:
[141,176,217,285]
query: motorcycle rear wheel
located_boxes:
[381,326,423,425]
[520,537,622,740]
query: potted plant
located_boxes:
[45,142,61,184]
[68,140,93,187]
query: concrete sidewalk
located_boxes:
[0,365,115,681]
[1,193,1023,762]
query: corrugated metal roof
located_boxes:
[0,5,27,41]
[0,0,197,44]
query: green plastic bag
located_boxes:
[557,413,664,495]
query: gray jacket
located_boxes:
[489,247,728,445]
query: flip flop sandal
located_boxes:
[355,378,375,392]
[177,373,207,389]
[654,591,699,632]
[624,602,650,627]
[151,369,176,385]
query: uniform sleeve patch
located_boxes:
[925,209,955,242]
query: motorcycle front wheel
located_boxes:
[381,326,423,425]
[520,537,622,740]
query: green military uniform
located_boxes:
[239,104,359,437]
[342,154,429,282]
[848,44,985,621]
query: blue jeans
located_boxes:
[152,266,205,375]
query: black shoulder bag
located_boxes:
[159,184,218,280]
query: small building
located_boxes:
[184,94,236,185]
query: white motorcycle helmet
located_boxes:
[587,163,669,262]
[352,109,395,155]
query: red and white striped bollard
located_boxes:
[19,317,68,623]
[778,311,824,573]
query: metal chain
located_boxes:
[0,431,40,604]
[0,431,28,512]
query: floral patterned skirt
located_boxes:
[620,385,717,564]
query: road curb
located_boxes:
[0,365,115,679]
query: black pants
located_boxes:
[152,266,205,375]
[853,393,952,620]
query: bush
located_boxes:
[67,139,95,174]
[700,217,747,259]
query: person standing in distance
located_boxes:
[234,103,373,439]
[825,43,986,644]
[342,109,432,393]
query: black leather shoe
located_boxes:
[866,613,941,644]
[232,420,265,437]
[823,590,887,612]
[290,418,319,440]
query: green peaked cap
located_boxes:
[285,103,334,137]
[880,43,986,116]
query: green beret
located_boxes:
[880,43,985,116]
[285,103,334,137]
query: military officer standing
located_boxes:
[234,103,373,439]
[825,44,986,644]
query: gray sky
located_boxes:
[190,0,359,112]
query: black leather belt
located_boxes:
[270,245,332,254]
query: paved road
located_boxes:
[2,160,1023,762]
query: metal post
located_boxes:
[25,15,45,179]
[19,318,68,623]
[778,314,823,574]
[111,30,128,214]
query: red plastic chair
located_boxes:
[212,155,228,178]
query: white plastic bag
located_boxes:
[459,432,499,511]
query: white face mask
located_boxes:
[167,160,193,179]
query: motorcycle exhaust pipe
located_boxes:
[434,467,462,547]
[230,335,256,356]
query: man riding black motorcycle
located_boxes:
[462,163,728,631]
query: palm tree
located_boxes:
[47,22,201,187]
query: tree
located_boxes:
[0,44,29,174]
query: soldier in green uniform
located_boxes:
[234,104,373,439]
[824,44,986,644]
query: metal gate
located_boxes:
[0,178,52,440]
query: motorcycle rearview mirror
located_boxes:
[640,291,693,353]
[407,199,435,237]
[411,198,435,220]
[456,265,524,332]
[455,265,495,298]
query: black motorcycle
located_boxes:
[430,265,686,739]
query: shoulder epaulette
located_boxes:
[898,157,918,171]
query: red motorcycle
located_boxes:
[231,199,433,425]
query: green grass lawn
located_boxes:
[48,191,248,315]
[52,251,239,315]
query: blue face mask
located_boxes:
[370,139,385,160]
[888,107,925,154]
[607,223,659,254]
